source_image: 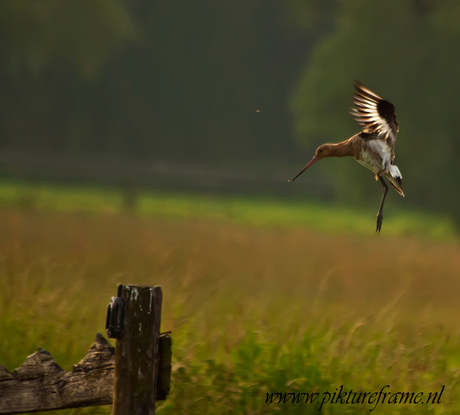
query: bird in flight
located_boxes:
[290,82,404,233]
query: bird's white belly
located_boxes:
[356,139,391,175]
[356,151,382,174]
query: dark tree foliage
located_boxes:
[0,0,321,165]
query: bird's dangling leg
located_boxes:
[376,176,388,234]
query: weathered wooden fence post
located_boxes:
[0,283,170,414]
[110,284,163,415]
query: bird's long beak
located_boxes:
[289,156,318,182]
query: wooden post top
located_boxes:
[112,284,163,415]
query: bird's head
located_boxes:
[315,144,335,160]
[289,144,335,182]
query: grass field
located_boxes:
[1,180,460,414]
[0,179,456,240]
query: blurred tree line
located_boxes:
[0,1,459,225]
[0,0,330,164]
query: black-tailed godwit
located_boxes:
[290,82,404,233]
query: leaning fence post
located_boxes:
[110,284,162,415]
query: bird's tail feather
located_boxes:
[386,165,405,197]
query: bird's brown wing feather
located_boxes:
[351,82,399,149]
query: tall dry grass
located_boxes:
[1,205,460,413]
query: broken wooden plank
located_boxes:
[0,365,12,382]
[0,333,114,414]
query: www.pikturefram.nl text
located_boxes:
[265,385,445,411]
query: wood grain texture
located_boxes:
[0,333,114,414]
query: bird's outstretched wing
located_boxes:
[351,82,399,148]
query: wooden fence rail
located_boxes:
[0,284,171,415]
